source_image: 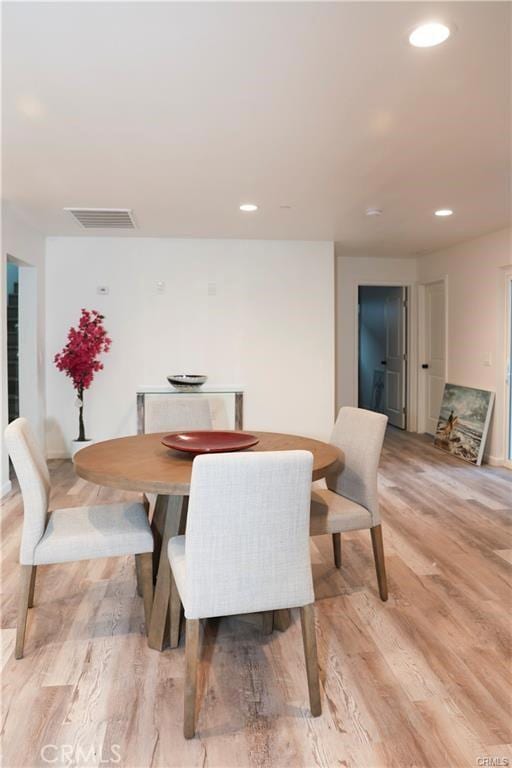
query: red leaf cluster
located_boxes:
[54,309,111,392]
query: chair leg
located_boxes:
[273,609,291,631]
[261,611,273,635]
[332,533,342,568]
[370,524,388,602]
[136,553,154,629]
[28,566,37,609]
[184,619,200,739]
[169,570,182,649]
[137,497,153,600]
[135,555,144,597]
[299,604,321,716]
[15,565,34,659]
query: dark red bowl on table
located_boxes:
[161,430,260,455]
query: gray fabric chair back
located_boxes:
[143,395,212,433]
[4,418,50,564]
[326,407,387,524]
[184,450,314,619]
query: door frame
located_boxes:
[354,280,417,431]
[417,275,449,435]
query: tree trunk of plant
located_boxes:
[77,387,86,441]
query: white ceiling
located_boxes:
[3,1,510,257]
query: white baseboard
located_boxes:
[486,454,506,467]
[1,481,12,498]
[46,451,71,460]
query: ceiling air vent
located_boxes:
[64,208,136,229]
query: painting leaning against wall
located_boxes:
[434,383,495,466]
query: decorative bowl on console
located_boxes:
[167,374,208,391]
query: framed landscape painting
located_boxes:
[434,383,495,465]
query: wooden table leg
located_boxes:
[150,494,168,582]
[148,494,188,651]
[136,496,152,597]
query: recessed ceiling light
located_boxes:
[239,203,258,212]
[366,208,383,217]
[409,22,451,48]
[434,209,453,217]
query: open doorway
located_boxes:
[4,257,38,429]
[6,261,19,423]
[358,285,407,428]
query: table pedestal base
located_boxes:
[148,494,187,651]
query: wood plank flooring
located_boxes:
[1,429,511,767]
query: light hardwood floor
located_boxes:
[1,430,511,768]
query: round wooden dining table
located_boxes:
[74,431,340,651]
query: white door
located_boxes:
[422,281,446,435]
[384,288,407,429]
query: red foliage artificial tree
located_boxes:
[54,309,111,441]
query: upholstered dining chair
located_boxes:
[167,450,321,738]
[310,407,389,601]
[4,417,154,659]
[143,395,212,434]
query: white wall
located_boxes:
[417,227,512,463]
[336,255,418,425]
[45,238,335,456]
[1,203,46,495]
